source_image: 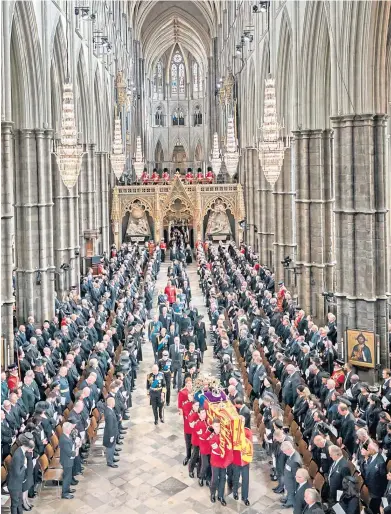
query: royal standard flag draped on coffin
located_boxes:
[206,400,247,456]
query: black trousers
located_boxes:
[200,453,211,481]
[161,250,165,262]
[10,489,23,514]
[62,465,73,495]
[150,392,163,422]
[232,463,250,500]
[369,497,382,514]
[165,380,171,406]
[188,445,201,475]
[210,465,226,498]
[184,433,192,460]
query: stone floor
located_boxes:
[29,263,291,514]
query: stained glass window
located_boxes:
[179,64,185,94]
[157,61,163,92]
[173,51,182,63]
[171,63,177,94]
[199,65,203,92]
[193,62,198,92]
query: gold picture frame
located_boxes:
[347,329,375,369]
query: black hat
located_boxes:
[196,315,204,321]
[8,363,18,372]
[334,359,344,367]
[35,359,44,367]
[355,419,367,428]
[50,381,60,389]
[338,396,352,407]
[274,419,283,429]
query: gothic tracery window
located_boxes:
[193,62,198,92]
[171,49,185,96]
[179,64,185,94]
[171,63,178,94]
[194,105,202,126]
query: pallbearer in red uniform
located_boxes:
[141,169,150,184]
[159,239,167,262]
[195,408,212,486]
[188,401,201,478]
[196,168,203,183]
[209,418,232,506]
[161,168,170,184]
[185,168,194,184]
[151,168,160,184]
[182,395,197,465]
[232,425,252,506]
[206,167,214,183]
[177,378,192,413]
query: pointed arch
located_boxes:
[276,8,293,135]
[50,20,66,135]
[194,140,203,162]
[76,47,90,143]
[94,69,104,152]
[301,2,331,128]
[10,1,43,128]
[154,140,164,165]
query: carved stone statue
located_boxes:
[206,200,232,236]
[126,204,151,236]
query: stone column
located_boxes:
[273,148,296,284]
[293,130,334,321]
[332,114,389,369]
[96,152,110,254]
[252,149,261,254]
[1,122,15,361]
[258,162,274,267]
[247,149,255,248]
[14,129,55,323]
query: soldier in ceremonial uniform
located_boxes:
[158,351,172,406]
[209,418,231,506]
[232,424,252,506]
[196,408,212,486]
[146,364,166,425]
[188,400,201,478]
[184,342,201,372]
[159,239,167,262]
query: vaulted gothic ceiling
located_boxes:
[128,1,219,74]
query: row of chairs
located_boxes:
[233,340,380,509]
[1,342,124,508]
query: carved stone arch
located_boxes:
[202,195,235,218]
[50,20,66,135]
[276,8,293,134]
[246,58,256,146]
[122,198,154,218]
[94,69,104,152]
[301,2,331,128]
[171,103,187,117]
[155,140,165,164]
[10,0,44,129]
[171,135,189,160]
[194,140,203,162]
[153,132,168,159]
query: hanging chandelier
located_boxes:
[258,76,286,186]
[210,132,222,174]
[133,136,145,179]
[55,83,85,189]
[224,117,239,178]
[110,117,126,180]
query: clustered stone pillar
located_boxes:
[14,129,55,324]
[273,148,296,285]
[293,130,334,322]
[332,114,389,369]
[96,152,110,254]
[258,161,274,267]
[1,121,15,362]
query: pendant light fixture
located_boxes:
[110,116,126,180]
[210,132,222,175]
[224,117,239,178]
[133,136,145,179]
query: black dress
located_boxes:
[22,453,34,493]
[185,249,193,264]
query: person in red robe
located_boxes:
[141,169,150,184]
[196,169,203,183]
[151,169,159,184]
[197,409,213,486]
[206,168,214,183]
[7,363,19,391]
[161,169,170,183]
[164,280,176,305]
[188,401,201,477]
[277,282,287,312]
[331,361,346,391]
[182,394,197,465]
[185,168,194,184]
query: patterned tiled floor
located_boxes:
[29,263,291,513]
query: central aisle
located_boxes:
[31,262,279,514]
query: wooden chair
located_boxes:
[1,465,7,487]
[308,460,319,479]
[284,412,294,426]
[302,448,313,468]
[387,460,391,473]
[313,472,325,496]
[92,408,101,423]
[55,424,63,438]
[360,485,370,507]
[44,444,60,468]
[3,456,12,473]
[298,438,308,455]
[63,408,70,420]
[294,430,303,445]
[274,382,281,397]
[38,455,63,496]
[290,420,299,436]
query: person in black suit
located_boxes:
[360,441,387,514]
[336,403,355,454]
[303,488,325,514]
[103,397,120,468]
[327,445,351,504]
[282,365,302,407]
[169,336,185,389]
[8,433,34,514]
[280,441,303,508]
[234,397,251,429]
[312,434,333,476]
[336,475,360,514]
[59,422,77,499]
[159,307,171,331]
[293,468,311,514]
[194,316,207,362]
